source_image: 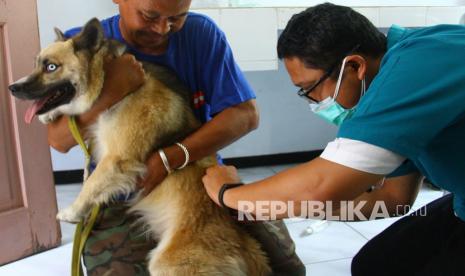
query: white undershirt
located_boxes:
[320,138,406,175]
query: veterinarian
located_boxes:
[203,3,465,276]
[47,0,305,275]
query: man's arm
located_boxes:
[48,54,145,152]
[203,157,416,219]
[139,99,259,193]
[168,99,258,166]
[331,172,423,220]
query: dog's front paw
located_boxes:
[38,110,62,124]
[38,113,55,124]
[57,206,84,223]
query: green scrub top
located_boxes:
[339,24,465,220]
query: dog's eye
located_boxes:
[45,63,58,73]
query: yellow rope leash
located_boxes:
[67,116,91,159]
[68,116,101,276]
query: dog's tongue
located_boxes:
[25,98,49,124]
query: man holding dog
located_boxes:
[47,0,305,275]
[203,3,465,275]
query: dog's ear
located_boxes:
[54,27,67,42]
[107,39,127,57]
[73,18,104,53]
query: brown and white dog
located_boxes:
[9,18,270,275]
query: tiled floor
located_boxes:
[0,164,444,275]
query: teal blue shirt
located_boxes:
[339,25,465,220]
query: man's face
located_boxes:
[114,0,191,53]
[284,56,363,109]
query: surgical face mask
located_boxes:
[309,57,366,126]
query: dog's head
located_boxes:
[9,18,125,124]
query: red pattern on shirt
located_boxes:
[192,91,205,109]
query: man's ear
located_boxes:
[54,27,67,42]
[73,18,104,53]
[346,55,367,81]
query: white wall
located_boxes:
[37,0,118,49]
[194,0,465,8]
[36,1,465,171]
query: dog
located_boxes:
[9,18,270,275]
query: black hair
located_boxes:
[277,3,386,78]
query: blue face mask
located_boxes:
[309,57,366,126]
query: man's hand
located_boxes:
[202,165,241,206]
[100,54,145,107]
[137,151,168,196]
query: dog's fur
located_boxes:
[10,18,270,275]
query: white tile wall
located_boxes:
[220,8,279,71]
[193,0,465,8]
[192,8,279,71]
[191,0,230,9]
[426,6,465,25]
[277,8,306,29]
[353,7,380,26]
[51,147,85,171]
[37,0,119,49]
[192,5,465,72]
[236,60,279,71]
[379,7,428,27]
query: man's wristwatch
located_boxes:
[218,183,244,216]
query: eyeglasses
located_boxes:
[297,70,333,104]
[297,44,361,104]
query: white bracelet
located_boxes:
[175,142,190,170]
[158,149,172,174]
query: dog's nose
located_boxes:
[8,83,20,93]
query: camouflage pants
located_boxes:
[82,203,305,276]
